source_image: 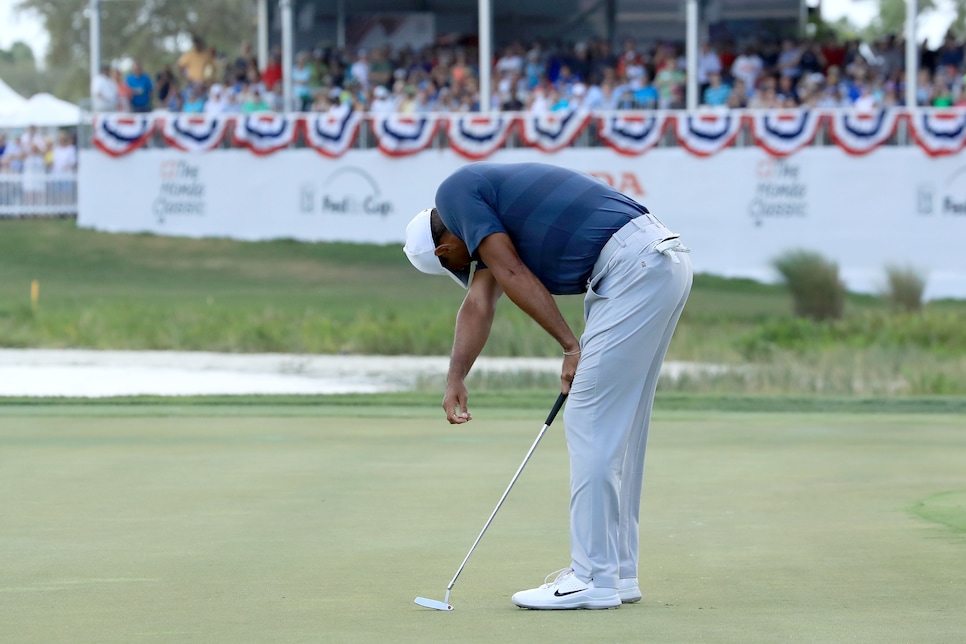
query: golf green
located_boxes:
[1,407,964,642]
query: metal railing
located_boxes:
[0,173,78,218]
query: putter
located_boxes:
[415,392,568,611]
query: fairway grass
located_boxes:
[1,405,964,643]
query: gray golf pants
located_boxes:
[563,215,693,590]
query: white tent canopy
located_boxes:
[0,92,81,128]
[0,78,29,122]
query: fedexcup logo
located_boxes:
[301,167,393,216]
[920,166,966,216]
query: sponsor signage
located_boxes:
[79,146,966,299]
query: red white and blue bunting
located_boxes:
[232,113,300,155]
[597,112,669,156]
[446,114,517,160]
[91,108,966,159]
[92,114,156,157]
[519,110,592,153]
[749,110,825,157]
[371,114,440,156]
[674,111,745,157]
[907,108,966,157]
[303,107,363,158]
[160,114,231,152]
[827,108,903,156]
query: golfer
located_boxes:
[404,162,692,610]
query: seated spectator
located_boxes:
[630,70,659,109]
[182,84,207,112]
[205,84,229,113]
[726,79,748,108]
[369,85,397,113]
[702,71,731,106]
[931,77,954,107]
[242,87,271,112]
[853,83,880,111]
[749,75,780,109]
[776,74,800,106]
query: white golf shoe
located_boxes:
[511,568,621,610]
[618,578,642,604]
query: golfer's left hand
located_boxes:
[561,351,579,394]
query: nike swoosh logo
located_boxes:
[553,589,586,597]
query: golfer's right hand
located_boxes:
[443,382,472,424]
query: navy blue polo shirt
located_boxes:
[435,162,648,295]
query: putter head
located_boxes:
[414,596,454,611]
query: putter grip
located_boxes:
[545,392,568,426]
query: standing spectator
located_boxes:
[91,65,119,112]
[348,49,370,90]
[777,39,803,80]
[936,33,964,72]
[233,41,258,85]
[262,52,283,92]
[20,125,49,206]
[696,41,722,95]
[798,40,827,76]
[50,130,77,174]
[731,45,764,97]
[112,68,132,112]
[654,45,684,109]
[1,131,22,173]
[292,52,315,111]
[368,46,393,90]
[156,65,179,106]
[126,60,154,113]
[178,35,214,85]
[50,130,77,205]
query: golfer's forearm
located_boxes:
[448,297,495,382]
[499,271,578,352]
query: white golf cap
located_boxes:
[403,208,470,288]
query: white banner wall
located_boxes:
[78,147,966,299]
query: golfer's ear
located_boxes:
[433,244,448,257]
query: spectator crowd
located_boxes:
[0,126,78,208]
[0,126,78,176]
[88,31,966,116]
